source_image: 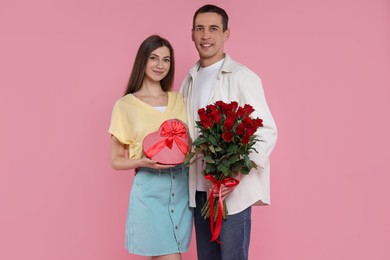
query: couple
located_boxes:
[109,4,277,260]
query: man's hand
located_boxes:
[211,184,237,200]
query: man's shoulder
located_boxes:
[223,55,261,81]
[224,55,258,74]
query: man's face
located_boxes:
[192,12,230,67]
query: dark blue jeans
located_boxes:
[194,191,252,260]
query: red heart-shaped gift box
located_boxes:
[142,119,189,165]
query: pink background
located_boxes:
[1,0,389,259]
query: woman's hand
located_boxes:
[139,157,175,169]
[110,135,175,171]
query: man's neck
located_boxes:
[200,54,225,67]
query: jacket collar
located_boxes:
[187,53,236,80]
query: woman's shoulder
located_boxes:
[111,95,140,116]
[168,91,186,108]
[168,91,184,100]
[114,94,137,106]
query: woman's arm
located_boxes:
[110,136,174,170]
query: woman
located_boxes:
[109,35,192,260]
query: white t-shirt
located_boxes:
[153,106,166,112]
[191,59,224,191]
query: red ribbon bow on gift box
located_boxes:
[144,120,188,158]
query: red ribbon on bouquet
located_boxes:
[145,120,188,157]
[205,174,240,243]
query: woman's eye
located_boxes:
[150,56,157,60]
[164,58,170,63]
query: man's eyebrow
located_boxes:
[195,24,221,29]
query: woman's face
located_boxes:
[144,46,171,83]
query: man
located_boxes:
[180,4,278,260]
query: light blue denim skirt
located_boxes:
[125,164,192,256]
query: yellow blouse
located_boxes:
[108,91,187,159]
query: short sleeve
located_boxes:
[108,100,132,145]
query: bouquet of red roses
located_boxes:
[185,100,263,242]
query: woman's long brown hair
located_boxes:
[124,35,175,95]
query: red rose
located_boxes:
[199,112,208,121]
[200,114,213,128]
[246,127,256,136]
[232,101,238,111]
[243,115,253,127]
[242,135,250,144]
[201,118,213,128]
[216,101,230,113]
[224,110,235,119]
[254,118,263,128]
[210,110,221,124]
[223,114,235,130]
[237,107,246,118]
[230,101,238,112]
[243,104,255,115]
[236,123,246,136]
[206,104,217,113]
[198,108,206,116]
[222,131,234,142]
[215,101,228,108]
